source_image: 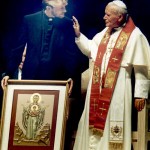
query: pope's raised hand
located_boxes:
[72,16,81,38]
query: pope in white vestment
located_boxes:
[72,1,150,150]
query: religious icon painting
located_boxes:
[0,80,70,150]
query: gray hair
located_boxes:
[107,0,128,15]
[42,0,67,9]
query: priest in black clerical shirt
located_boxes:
[2,0,88,97]
[1,0,88,149]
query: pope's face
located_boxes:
[103,5,121,29]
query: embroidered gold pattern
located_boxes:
[92,65,100,84]
[115,31,129,50]
[101,30,111,44]
[90,127,103,137]
[109,142,123,150]
[104,68,116,88]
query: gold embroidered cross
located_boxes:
[99,103,106,115]
[112,56,118,62]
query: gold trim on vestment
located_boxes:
[109,142,123,150]
[101,30,111,44]
[104,68,116,88]
[92,65,100,84]
[115,31,130,50]
[89,126,103,137]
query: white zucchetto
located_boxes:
[113,0,127,10]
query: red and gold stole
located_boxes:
[89,17,135,133]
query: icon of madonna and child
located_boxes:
[12,93,54,146]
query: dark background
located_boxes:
[0,0,150,72]
[0,0,150,126]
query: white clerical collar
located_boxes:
[49,18,53,21]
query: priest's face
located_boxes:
[103,4,123,29]
[45,1,67,18]
[51,2,67,18]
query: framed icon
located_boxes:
[0,79,70,150]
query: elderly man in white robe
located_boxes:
[72,0,150,150]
